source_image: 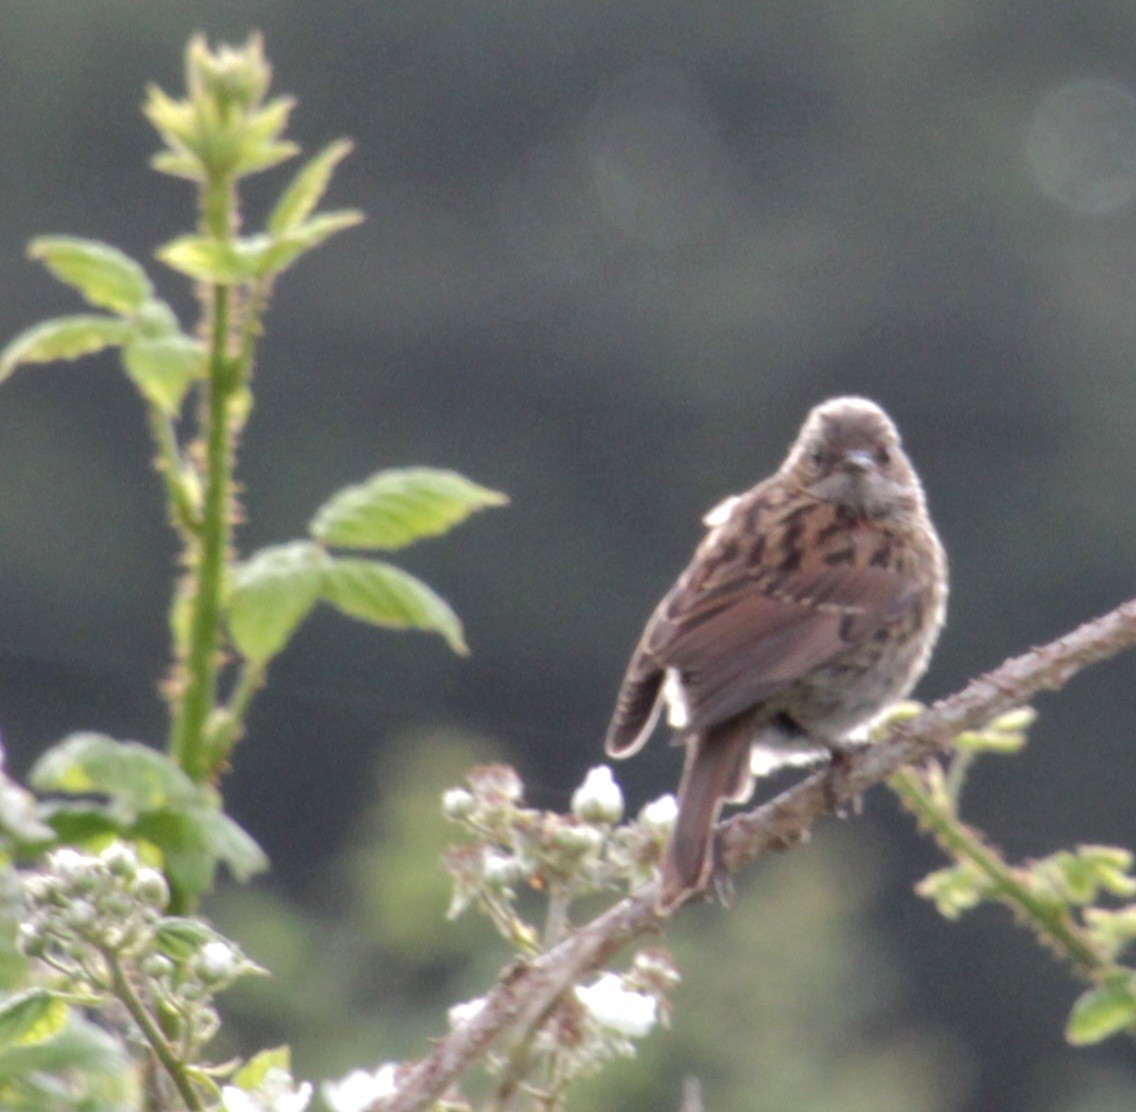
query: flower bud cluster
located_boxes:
[19,841,260,1055]
[19,843,169,989]
[442,764,681,941]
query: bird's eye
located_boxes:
[811,449,826,466]
[874,447,891,465]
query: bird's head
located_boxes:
[783,396,925,519]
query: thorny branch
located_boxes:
[373,595,1136,1112]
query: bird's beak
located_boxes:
[840,449,875,474]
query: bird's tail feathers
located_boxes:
[659,719,752,910]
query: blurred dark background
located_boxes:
[1,4,1136,1110]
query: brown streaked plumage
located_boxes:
[605,397,947,910]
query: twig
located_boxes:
[373,595,1136,1112]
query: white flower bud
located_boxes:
[639,794,678,833]
[571,765,624,824]
[198,939,239,982]
[101,842,139,878]
[441,787,476,820]
[575,972,658,1038]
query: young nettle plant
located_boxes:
[0,33,504,1112]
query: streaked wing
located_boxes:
[649,559,912,732]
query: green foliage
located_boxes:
[0,31,507,1109]
[30,733,266,906]
[894,705,1136,1049]
[28,237,153,314]
[310,467,509,551]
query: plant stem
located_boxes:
[149,408,200,540]
[107,951,204,1111]
[170,281,235,783]
[890,766,1107,973]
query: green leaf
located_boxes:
[269,139,354,234]
[28,236,153,314]
[322,558,468,654]
[122,333,204,415]
[1067,976,1136,1044]
[191,807,269,882]
[0,990,68,1051]
[0,1012,130,1096]
[0,315,130,382]
[229,541,328,663]
[135,806,267,901]
[311,467,508,551]
[156,234,260,284]
[915,863,991,919]
[29,734,197,822]
[254,210,363,278]
[233,1046,292,1091]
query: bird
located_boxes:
[604,397,947,910]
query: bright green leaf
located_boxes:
[234,1046,292,1091]
[0,315,130,382]
[254,209,363,277]
[29,734,198,822]
[915,863,992,919]
[151,148,205,182]
[29,236,153,314]
[322,558,468,653]
[234,139,302,178]
[229,541,328,663]
[311,467,508,551]
[269,139,354,234]
[122,333,204,415]
[156,234,260,284]
[1067,976,1136,1044]
[0,990,67,1051]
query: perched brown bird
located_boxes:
[605,397,947,910]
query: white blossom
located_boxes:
[639,794,677,833]
[575,972,658,1038]
[221,1075,312,1112]
[571,765,624,823]
[321,1065,398,1112]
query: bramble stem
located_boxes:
[170,281,236,784]
[890,766,1107,973]
[107,950,205,1111]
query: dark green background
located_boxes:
[1,5,1135,1110]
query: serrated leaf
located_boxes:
[29,236,153,313]
[915,863,991,919]
[151,148,205,181]
[234,139,302,177]
[311,467,508,551]
[322,558,468,654]
[1067,976,1136,1044]
[122,333,204,415]
[253,210,363,277]
[0,990,67,1051]
[191,807,269,882]
[29,734,197,822]
[269,140,354,234]
[233,1046,292,1091]
[0,1011,128,1084]
[0,315,130,382]
[229,541,327,663]
[156,234,261,284]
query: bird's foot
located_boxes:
[822,741,866,817]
